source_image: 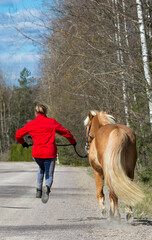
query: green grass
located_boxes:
[134,183,152,219]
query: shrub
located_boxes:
[138,165,152,186]
[10,144,33,162]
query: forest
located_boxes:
[0,0,152,182]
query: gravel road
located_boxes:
[0,162,151,240]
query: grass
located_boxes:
[134,183,152,219]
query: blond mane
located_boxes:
[84,110,116,126]
[98,111,116,125]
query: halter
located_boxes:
[84,119,94,155]
[88,120,94,141]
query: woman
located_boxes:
[15,104,76,204]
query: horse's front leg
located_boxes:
[94,170,108,218]
[89,140,107,218]
[125,168,135,223]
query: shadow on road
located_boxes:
[0,185,34,198]
[132,218,152,226]
[57,216,152,226]
[0,205,31,209]
[0,170,37,174]
[58,217,102,222]
[0,222,99,234]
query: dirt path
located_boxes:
[0,162,151,240]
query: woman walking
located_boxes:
[15,104,76,204]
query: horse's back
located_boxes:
[96,123,136,146]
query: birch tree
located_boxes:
[136,0,152,128]
[112,0,129,126]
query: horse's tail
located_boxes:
[104,128,144,206]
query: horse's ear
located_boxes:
[88,111,95,120]
[88,111,92,118]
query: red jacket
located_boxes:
[15,114,76,158]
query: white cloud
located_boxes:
[17,21,45,32]
[0,0,20,6]
[0,52,41,83]
[0,52,41,64]
[9,8,43,22]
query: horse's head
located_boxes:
[84,110,116,154]
[84,110,97,153]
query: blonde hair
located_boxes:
[35,104,47,116]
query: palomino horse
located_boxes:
[84,110,144,223]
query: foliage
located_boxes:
[134,166,152,219]
[136,135,152,167]
[11,67,36,131]
[0,67,37,154]
[0,151,10,162]
[138,165,152,186]
[134,184,152,219]
[10,144,33,162]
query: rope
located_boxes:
[57,143,88,158]
[56,143,72,146]
[73,145,88,158]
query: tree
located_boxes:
[10,68,36,144]
[136,0,152,128]
[0,70,12,153]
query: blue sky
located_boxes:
[0,0,46,85]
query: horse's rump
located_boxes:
[103,127,144,206]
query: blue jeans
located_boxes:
[33,158,56,189]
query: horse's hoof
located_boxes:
[125,213,134,224]
[101,209,108,218]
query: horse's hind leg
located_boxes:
[124,143,137,223]
[125,172,134,223]
[125,205,134,223]
[94,170,108,218]
[109,191,120,221]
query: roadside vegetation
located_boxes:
[134,183,152,219]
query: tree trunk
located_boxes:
[136,0,152,128]
[112,0,129,126]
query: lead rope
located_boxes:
[73,145,88,158]
[57,143,88,158]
